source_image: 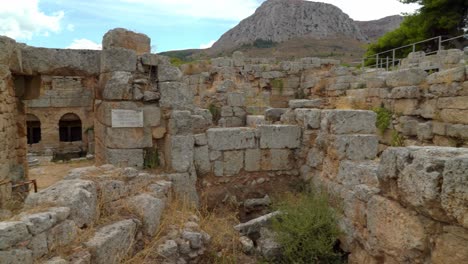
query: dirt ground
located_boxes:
[28,157,94,190]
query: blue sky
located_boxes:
[0,0,419,52]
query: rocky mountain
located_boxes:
[210,0,367,53]
[356,15,404,41]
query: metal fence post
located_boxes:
[376,54,379,68]
[412,44,416,52]
[392,49,396,69]
[438,36,442,51]
[386,57,389,71]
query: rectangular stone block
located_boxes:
[427,66,465,84]
[332,135,378,160]
[393,99,419,116]
[386,69,427,87]
[227,92,245,107]
[288,99,323,109]
[100,48,137,73]
[166,135,194,173]
[322,110,376,135]
[194,146,211,175]
[159,82,194,110]
[223,150,244,176]
[105,127,152,149]
[245,149,261,172]
[96,101,141,127]
[389,86,420,99]
[168,111,192,135]
[106,148,144,168]
[440,109,468,125]
[337,160,379,187]
[294,109,321,129]
[207,128,257,151]
[158,65,183,82]
[259,125,301,149]
[437,96,468,110]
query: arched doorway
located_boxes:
[26,114,41,145]
[59,113,82,142]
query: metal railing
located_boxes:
[355,34,468,70]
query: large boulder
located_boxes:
[25,180,97,228]
[102,28,151,54]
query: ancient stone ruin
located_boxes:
[0,28,467,263]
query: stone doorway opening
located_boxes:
[26,114,41,145]
[59,113,83,142]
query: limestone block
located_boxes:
[442,155,468,227]
[398,116,419,136]
[95,101,140,127]
[306,148,324,168]
[440,109,468,124]
[214,161,223,177]
[167,135,194,173]
[25,180,97,228]
[418,99,437,119]
[143,91,160,102]
[270,149,293,171]
[386,69,427,87]
[389,86,420,99]
[431,231,468,264]
[21,212,57,235]
[446,124,468,139]
[194,146,211,175]
[337,161,379,187]
[158,65,183,82]
[322,110,377,135]
[367,196,426,260]
[168,111,192,135]
[143,105,161,127]
[105,148,144,168]
[0,249,33,264]
[21,47,100,76]
[159,82,194,110]
[437,96,468,110]
[194,134,207,146]
[99,180,128,203]
[100,48,137,73]
[429,82,463,97]
[105,127,152,149]
[427,66,465,84]
[416,122,433,140]
[259,125,301,149]
[393,99,419,116]
[100,71,133,100]
[210,150,221,161]
[207,128,256,151]
[127,194,165,236]
[246,115,266,127]
[294,109,321,129]
[432,122,447,136]
[227,92,245,107]
[0,221,31,250]
[288,99,323,109]
[140,53,169,66]
[28,232,48,258]
[102,28,150,54]
[245,149,261,172]
[223,151,244,176]
[332,135,378,161]
[211,57,233,67]
[84,219,138,264]
[264,108,287,122]
[217,80,236,93]
[221,106,234,117]
[47,220,78,250]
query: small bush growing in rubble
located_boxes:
[373,106,392,134]
[271,190,343,264]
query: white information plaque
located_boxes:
[111,109,144,128]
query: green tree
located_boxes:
[366,0,467,59]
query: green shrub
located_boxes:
[271,191,343,264]
[271,79,284,95]
[208,103,221,122]
[253,39,277,49]
[391,130,404,147]
[144,148,160,169]
[373,107,392,134]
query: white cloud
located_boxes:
[199,40,215,49]
[121,0,260,20]
[66,39,102,50]
[0,0,64,40]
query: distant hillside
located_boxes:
[356,15,404,41]
[210,0,366,53]
[161,0,404,62]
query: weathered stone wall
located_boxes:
[274,103,468,264]
[0,37,28,207]
[184,48,468,148]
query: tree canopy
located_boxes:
[366,0,467,58]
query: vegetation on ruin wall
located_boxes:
[366,0,467,61]
[144,148,160,169]
[271,190,344,264]
[208,103,221,122]
[373,107,393,134]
